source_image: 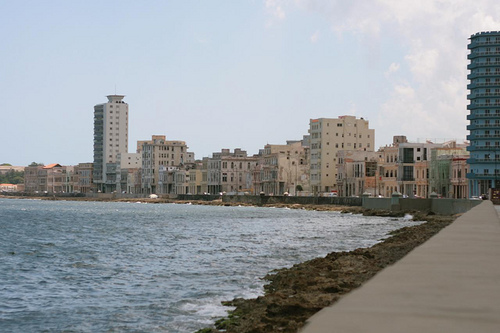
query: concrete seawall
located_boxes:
[301,201,500,333]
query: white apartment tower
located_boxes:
[309,115,375,194]
[93,95,129,193]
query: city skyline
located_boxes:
[2,1,500,166]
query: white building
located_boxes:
[93,95,129,193]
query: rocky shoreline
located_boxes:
[195,212,456,333]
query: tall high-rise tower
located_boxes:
[93,95,129,193]
[467,31,500,197]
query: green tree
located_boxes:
[29,162,44,166]
[0,170,24,184]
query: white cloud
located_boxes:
[385,62,400,77]
[268,0,500,146]
[264,0,286,26]
[310,30,320,43]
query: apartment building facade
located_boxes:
[76,163,93,193]
[254,141,310,196]
[467,31,500,197]
[336,150,380,197]
[207,148,259,194]
[24,163,66,193]
[138,135,192,194]
[309,116,375,195]
[429,144,469,198]
[93,95,129,193]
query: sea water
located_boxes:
[0,199,420,332]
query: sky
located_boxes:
[1,0,500,166]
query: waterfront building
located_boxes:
[467,31,500,197]
[451,156,469,199]
[0,183,19,192]
[62,165,75,193]
[92,95,129,193]
[188,160,206,195]
[397,141,443,197]
[254,140,310,196]
[138,135,192,194]
[24,165,45,193]
[24,163,64,193]
[309,116,375,195]
[207,148,259,195]
[377,136,406,197]
[429,143,469,198]
[336,150,380,197]
[375,136,467,198]
[116,153,142,194]
[76,163,94,193]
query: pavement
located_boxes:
[301,200,500,333]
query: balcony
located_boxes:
[467,172,500,180]
[468,72,500,80]
[468,40,500,49]
[468,61,500,70]
[467,145,500,151]
[467,133,500,140]
[467,92,500,99]
[467,112,500,120]
[467,103,500,110]
[468,51,500,59]
[467,158,500,164]
[468,81,500,89]
[398,177,415,182]
[467,123,500,130]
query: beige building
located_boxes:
[309,116,375,195]
[398,141,444,197]
[378,136,407,197]
[207,148,259,194]
[24,164,64,193]
[116,153,142,193]
[254,141,310,196]
[450,157,469,199]
[336,150,380,197]
[188,160,207,195]
[76,163,94,193]
[138,135,193,194]
[377,136,465,198]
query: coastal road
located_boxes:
[302,201,500,333]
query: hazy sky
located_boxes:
[1,0,500,166]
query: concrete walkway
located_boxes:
[301,201,500,333]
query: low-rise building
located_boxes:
[24,163,65,193]
[207,148,259,194]
[336,150,380,197]
[429,142,469,198]
[76,163,94,193]
[255,141,310,196]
